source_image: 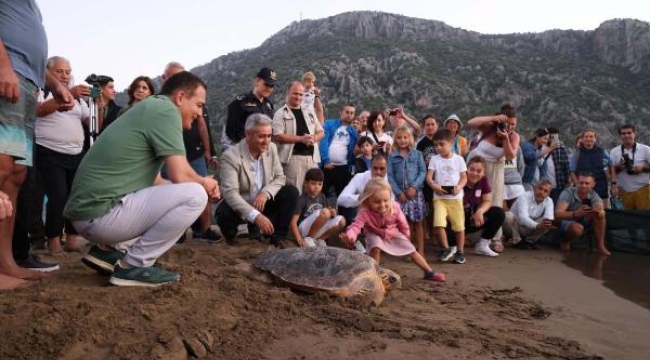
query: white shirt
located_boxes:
[360,131,393,149]
[328,125,350,165]
[510,191,554,229]
[245,149,265,223]
[609,143,650,192]
[337,171,390,208]
[35,92,88,155]
[428,154,467,200]
[302,89,315,113]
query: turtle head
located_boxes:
[378,267,402,291]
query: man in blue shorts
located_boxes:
[554,172,610,256]
[1,0,74,289]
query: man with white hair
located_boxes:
[217,113,298,248]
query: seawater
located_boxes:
[563,252,650,310]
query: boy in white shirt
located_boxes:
[426,129,467,262]
[301,71,324,123]
[503,179,555,249]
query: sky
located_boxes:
[39,0,648,90]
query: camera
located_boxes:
[496,121,508,132]
[85,74,109,99]
[389,109,398,116]
[622,153,635,175]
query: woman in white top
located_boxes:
[467,103,521,252]
[360,111,393,154]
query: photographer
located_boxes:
[466,104,521,252]
[609,124,650,210]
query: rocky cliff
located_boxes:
[189,12,650,148]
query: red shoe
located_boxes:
[424,271,446,282]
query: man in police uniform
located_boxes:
[222,67,276,151]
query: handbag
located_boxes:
[610,197,624,210]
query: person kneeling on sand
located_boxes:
[503,179,555,250]
[64,72,220,287]
[290,168,345,247]
[553,172,610,256]
[340,178,445,282]
[216,113,299,248]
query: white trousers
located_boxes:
[73,183,207,267]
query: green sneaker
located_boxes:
[109,263,180,287]
[82,244,125,275]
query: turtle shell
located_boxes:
[254,247,385,304]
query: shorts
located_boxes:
[558,219,590,235]
[0,73,38,166]
[433,198,465,232]
[189,156,208,176]
[504,184,525,201]
[298,209,344,239]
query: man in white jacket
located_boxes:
[503,179,555,249]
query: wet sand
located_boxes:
[0,240,648,359]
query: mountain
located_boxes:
[188,11,650,149]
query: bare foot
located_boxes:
[47,238,63,254]
[598,247,611,256]
[0,273,30,290]
[560,240,571,252]
[491,240,504,253]
[0,265,50,280]
[64,242,85,253]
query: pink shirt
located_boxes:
[345,201,410,241]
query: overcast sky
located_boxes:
[39,0,648,90]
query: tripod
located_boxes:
[86,84,101,146]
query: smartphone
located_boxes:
[581,198,592,207]
[551,134,560,143]
[441,185,455,194]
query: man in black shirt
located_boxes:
[162,62,220,241]
[272,81,324,191]
[222,67,276,151]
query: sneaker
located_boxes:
[194,228,222,243]
[453,251,466,264]
[303,237,317,247]
[16,255,59,272]
[438,247,456,262]
[353,239,366,253]
[109,262,180,287]
[423,271,446,282]
[475,240,499,257]
[82,245,125,275]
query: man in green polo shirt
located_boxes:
[64,71,220,287]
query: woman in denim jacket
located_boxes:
[387,127,427,255]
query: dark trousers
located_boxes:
[448,206,505,246]
[338,206,357,230]
[216,185,299,244]
[35,145,81,238]
[12,166,45,261]
[323,165,351,198]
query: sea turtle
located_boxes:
[254,247,401,306]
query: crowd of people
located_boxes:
[2,1,649,291]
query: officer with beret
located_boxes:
[222,67,276,151]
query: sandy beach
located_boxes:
[0,238,648,360]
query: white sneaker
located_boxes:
[475,239,499,257]
[353,240,366,253]
[304,237,317,247]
